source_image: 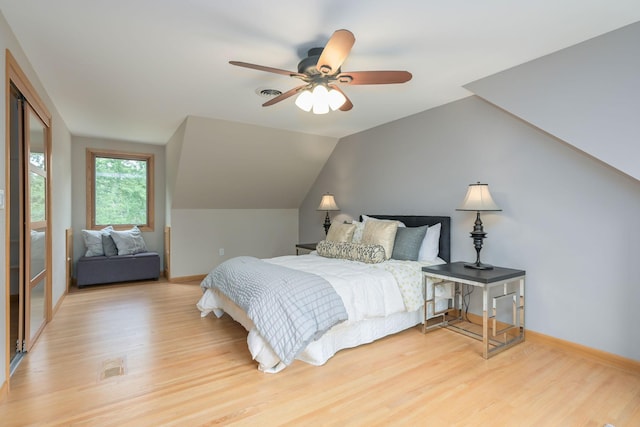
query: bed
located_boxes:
[197,215,451,372]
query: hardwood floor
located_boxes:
[1,279,639,426]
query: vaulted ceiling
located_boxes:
[2,1,640,144]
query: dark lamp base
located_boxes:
[464,262,494,270]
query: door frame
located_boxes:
[5,49,52,387]
[24,102,50,350]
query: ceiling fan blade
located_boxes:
[328,85,353,111]
[229,61,307,79]
[262,85,307,107]
[336,70,412,85]
[316,29,355,75]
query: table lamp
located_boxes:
[456,182,501,270]
[317,193,339,235]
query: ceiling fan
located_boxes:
[229,29,412,114]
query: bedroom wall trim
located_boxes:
[163,226,170,280]
[465,312,640,371]
[169,274,205,284]
[525,330,640,372]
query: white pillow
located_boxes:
[418,223,441,261]
[110,226,147,256]
[361,220,398,260]
[326,223,356,242]
[82,226,113,257]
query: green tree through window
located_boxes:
[30,152,47,222]
[87,149,154,231]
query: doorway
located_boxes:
[6,50,52,376]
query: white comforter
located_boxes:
[267,254,407,321]
[197,252,446,372]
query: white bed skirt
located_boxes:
[197,288,423,373]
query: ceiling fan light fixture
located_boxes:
[295,84,345,114]
[328,88,346,111]
[311,85,330,114]
[312,101,330,115]
[295,89,314,112]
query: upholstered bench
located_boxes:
[76,251,160,288]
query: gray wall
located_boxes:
[71,136,166,269]
[300,95,640,361]
[170,208,299,278]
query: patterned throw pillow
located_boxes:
[316,240,386,264]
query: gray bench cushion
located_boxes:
[76,251,160,287]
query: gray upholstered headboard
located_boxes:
[362,215,451,263]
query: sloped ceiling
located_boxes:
[465,22,640,181]
[169,116,338,209]
[1,1,640,143]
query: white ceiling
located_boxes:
[2,1,640,144]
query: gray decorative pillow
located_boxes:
[316,240,386,264]
[392,225,428,261]
[101,234,119,257]
[81,226,113,257]
[110,226,147,256]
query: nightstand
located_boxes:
[422,262,526,359]
[295,243,317,255]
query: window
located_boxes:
[87,149,154,231]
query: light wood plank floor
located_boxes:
[1,279,638,426]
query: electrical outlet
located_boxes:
[219,248,224,256]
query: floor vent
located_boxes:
[100,357,126,380]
